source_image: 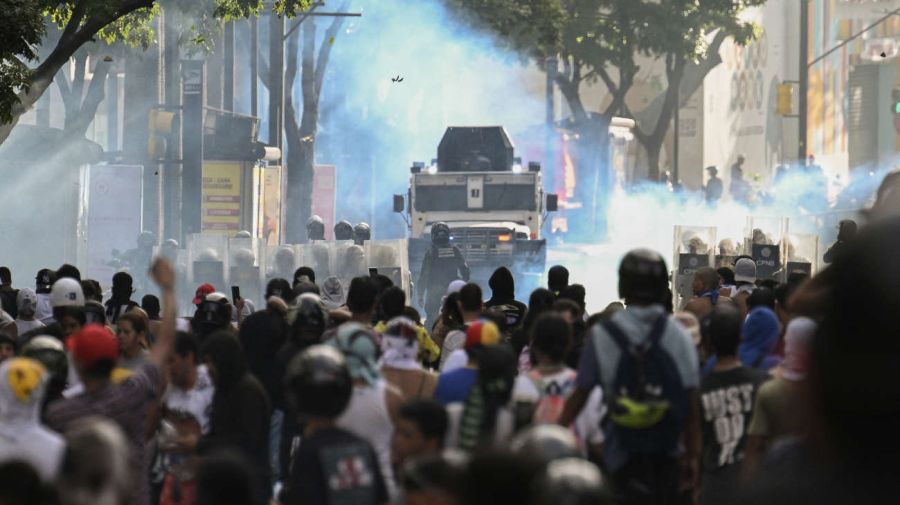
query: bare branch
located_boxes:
[314,1,350,97]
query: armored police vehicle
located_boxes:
[393,126,557,299]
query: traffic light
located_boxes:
[893,88,900,114]
[776,83,793,116]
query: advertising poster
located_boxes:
[260,165,283,245]
[202,161,242,234]
[86,164,144,282]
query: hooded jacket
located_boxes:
[0,358,65,480]
[200,332,272,504]
[485,267,528,332]
[320,276,345,310]
[738,306,781,370]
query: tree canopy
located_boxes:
[0,0,312,142]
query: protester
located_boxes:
[81,280,107,326]
[55,417,132,505]
[484,267,527,336]
[279,345,388,505]
[49,277,86,340]
[434,320,501,405]
[391,399,449,469]
[0,357,66,481]
[323,276,378,340]
[34,269,55,325]
[738,289,781,371]
[332,323,404,500]
[512,313,604,459]
[142,294,162,339]
[430,288,464,352]
[822,219,856,264]
[398,451,467,505]
[732,258,756,317]
[199,331,271,505]
[117,309,150,371]
[105,272,139,325]
[380,317,438,400]
[548,265,569,296]
[439,283,483,371]
[157,332,215,505]
[560,249,700,505]
[513,288,556,371]
[0,267,19,319]
[698,306,769,505]
[13,288,44,339]
[684,266,733,321]
[320,276,345,310]
[45,257,176,505]
[374,287,439,364]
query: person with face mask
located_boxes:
[0,357,66,481]
[14,288,45,338]
[417,223,470,325]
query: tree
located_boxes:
[0,0,312,147]
[622,1,762,181]
[447,0,663,236]
[258,2,350,243]
[447,0,763,185]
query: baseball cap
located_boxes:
[16,288,37,314]
[465,320,501,350]
[734,258,757,284]
[67,324,119,368]
[193,283,216,305]
[782,317,816,382]
[50,278,85,308]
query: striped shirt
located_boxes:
[46,362,163,505]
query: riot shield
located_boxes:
[672,226,716,309]
[364,239,411,298]
[228,236,266,305]
[266,244,300,283]
[714,237,744,269]
[745,217,788,281]
[332,241,369,287]
[295,242,336,282]
[783,234,818,279]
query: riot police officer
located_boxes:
[353,222,371,246]
[417,222,469,324]
[334,220,354,241]
[307,215,326,242]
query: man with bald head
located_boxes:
[683,267,733,321]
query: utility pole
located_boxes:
[798,0,809,164]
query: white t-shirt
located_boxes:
[439,329,466,370]
[164,365,215,434]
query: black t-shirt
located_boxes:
[484,298,527,333]
[281,427,388,505]
[699,366,769,504]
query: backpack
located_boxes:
[527,369,577,425]
[602,316,688,455]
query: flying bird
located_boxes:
[392,75,404,83]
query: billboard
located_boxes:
[86,164,144,282]
[202,161,243,234]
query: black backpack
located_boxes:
[602,316,688,455]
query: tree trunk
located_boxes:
[645,138,663,183]
[0,0,155,147]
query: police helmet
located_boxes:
[234,230,253,239]
[307,215,326,241]
[510,425,580,465]
[285,345,353,418]
[163,238,180,249]
[532,458,607,505]
[431,222,451,245]
[287,293,329,339]
[353,222,371,244]
[618,249,668,304]
[334,220,354,241]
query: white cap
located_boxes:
[206,292,229,303]
[50,278,85,308]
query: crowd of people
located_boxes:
[0,174,898,505]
